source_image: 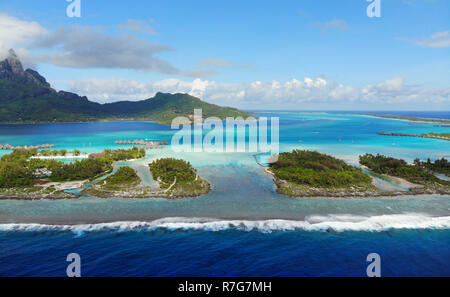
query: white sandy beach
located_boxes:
[30,154,89,160]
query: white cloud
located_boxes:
[401,31,450,48]
[180,69,217,78]
[311,19,349,31]
[66,76,450,109]
[0,13,210,77]
[198,58,253,69]
[0,13,47,51]
[199,58,235,68]
[2,13,447,110]
[373,77,405,92]
[67,78,196,103]
[32,26,178,74]
[117,19,156,35]
[182,58,253,79]
[0,12,47,67]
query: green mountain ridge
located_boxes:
[0,50,250,124]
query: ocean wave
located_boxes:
[1,214,449,234]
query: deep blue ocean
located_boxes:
[0,111,449,277]
[1,229,449,277]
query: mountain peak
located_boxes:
[0,49,50,88]
[0,51,249,124]
[8,49,18,59]
[2,48,25,76]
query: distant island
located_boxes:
[0,49,250,124]
[378,132,450,141]
[361,113,450,125]
[266,150,450,198]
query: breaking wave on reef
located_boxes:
[1,213,450,234]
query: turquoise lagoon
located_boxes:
[0,112,449,226]
[1,112,450,277]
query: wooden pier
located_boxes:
[114,139,169,149]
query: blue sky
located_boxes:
[0,0,449,110]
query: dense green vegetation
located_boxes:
[101,148,145,162]
[149,158,197,188]
[45,148,145,182]
[0,53,249,124]
[0,149,38,188]
[40,149,79,156]
[148,158,210,197]
[270,150,372,188]
[0,78,107,123]
[84,158,210,198]
[359,154,444,184]
[414,157,450,177]
[0,160,34,188]
[0,77,250,124]
[359,154,407,174]
[0,148,145,188]
[105,167,139,184]
[102,92,250,124]
[49,158,109,182]
[422,133,450,138]
[101,167,140,190]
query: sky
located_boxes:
[0,0,449,110]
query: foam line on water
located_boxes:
[0,214,449,233]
